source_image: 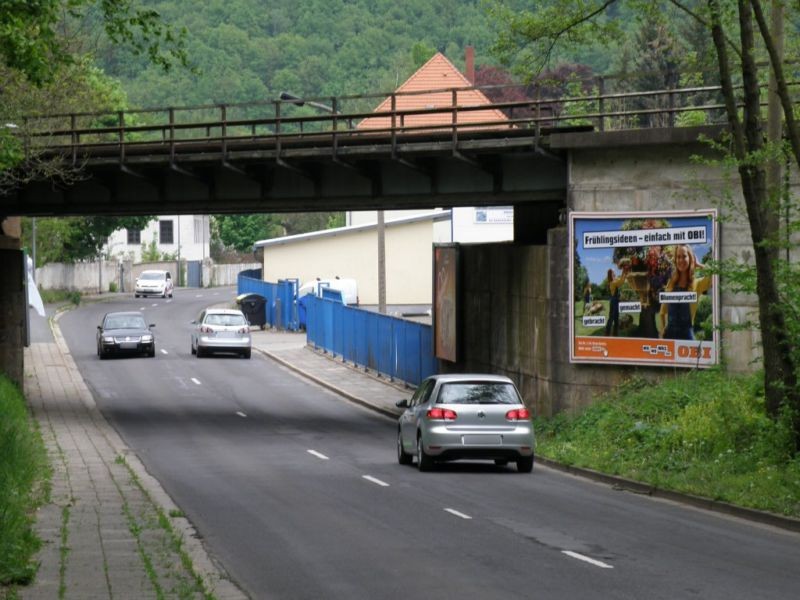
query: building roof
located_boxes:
[253,210,450,249]
[357,52,508,132]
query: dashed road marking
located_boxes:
[236,411,247,418]
[307,449,329,460]
[444,508,472,520]
[160,349,168,355]
[191,377,201,385]
[562,551,613,569]
[151,303,158,307]
[362,475,389,487]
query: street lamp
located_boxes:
[279,91,336,114]
[279,91,386,312]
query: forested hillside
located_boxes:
[93,0,625,109]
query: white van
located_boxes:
[297,277,359,306]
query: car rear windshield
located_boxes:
[436,382,520,405]
[205,314,246,326]
[139,272,165,280]
[105,316,146,330]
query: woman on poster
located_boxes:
[659,244,711,340]
[604,263,629,336]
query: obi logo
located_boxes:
[677,344,713,360]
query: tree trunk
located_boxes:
[710,0,800,448]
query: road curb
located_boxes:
[537,457,800,534]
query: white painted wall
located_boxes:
[259,217,440,305]
[104,215,210,262]
[347,207,513,243]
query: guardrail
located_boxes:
[305,295,437,387]
[11,80,770,165]
[237,273,299,331]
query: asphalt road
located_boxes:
[56,290,800,600]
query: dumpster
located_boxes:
[236,293,267,330]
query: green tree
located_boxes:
[21,216,153,266]
[488,0,800,450]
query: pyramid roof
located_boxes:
[357,52,508,131]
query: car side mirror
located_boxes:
[97,325,102,331]
[149,324,156,328]
[395,399,409,409]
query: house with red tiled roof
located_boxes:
[349,50,514,244]
[357,51,509,133]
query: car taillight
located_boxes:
[237,327,248,334]
[506,408,531,421]
[426,407,457,420]
[201,326,213,333]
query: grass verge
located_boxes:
[38,289,81,306]
[535,368,800,517]
[0,375,51,592]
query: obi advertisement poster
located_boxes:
[569,210,719,367]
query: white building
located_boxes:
[104,215,210,262]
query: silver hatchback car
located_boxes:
[396,374,535,472]
[191,308,252,358]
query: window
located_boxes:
[194,216,203,243]
[159,220,174,244]
[126,229,141,244]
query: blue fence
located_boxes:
[305,295,437,387]
[237,273,300,331]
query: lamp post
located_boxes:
[278,92,387,313]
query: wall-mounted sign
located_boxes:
[474,207,513,224]
[433,244,459,362]
[569,210,719,367]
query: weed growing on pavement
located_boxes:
[534,368,800,517]
[58,505,71,599]
[113,455,216,600]
[0,376,50,591]
[38,289,81,306]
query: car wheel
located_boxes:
[416,435,433,472]
[191,342,196,355]
[242,349,251,359]
[397,430,412,465]
[169,291,173,298]
[494,459,509,467]
[99,350,107,360]
[134,294,139,298]
[196,346,203,358]
[148,347,156,358]
[516,456,534,473]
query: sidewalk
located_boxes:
[19,318,410,599]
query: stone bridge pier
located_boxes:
[0,216,24,386]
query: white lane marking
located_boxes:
[166,299,172,303]
[191,377,201,385]
[195,294,203,298]
[213,292,219,296]
[140,306,146,310]
[444,508,472,520]
[236,411,247,418]
[151,303,158,307]
[562,551,614,569]
[362,475,389,487]
[307,449,329,460]
[160,349,168,355]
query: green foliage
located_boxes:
[21,216,153,266]
[38,288,81,305]
[535,370,800,516]
[0,0,187,86]
[213,212,345,253]
[108,281,118,293]
[0,375,50,587]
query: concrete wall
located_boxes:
[261,218,437,305]
[449,141,777,416]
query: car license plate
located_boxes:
[217,331,237,338]
[462,435,502,446]
[120,342,138,350]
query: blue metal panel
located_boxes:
[301,295,438,387]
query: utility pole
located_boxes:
[377,210,386,314]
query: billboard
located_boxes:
[433,244,459,362]
[569,210,719,367]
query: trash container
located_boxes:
[236,293,267,330]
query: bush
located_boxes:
[108,281,118,293]
[535,369,800,516]
[38,288,81,306]
[0,376,50,586]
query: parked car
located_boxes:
[134,270,173,298]
[395,374,535,472]
[97,311,155,359]
[191,308,252,358]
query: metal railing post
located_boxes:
[169,108,175,162]
[598,77,605,132]
[70,114,77,165]
[220,104,227,159]
[118,111,125,163]
[451,89,458,147]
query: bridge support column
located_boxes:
[0,218,24,386]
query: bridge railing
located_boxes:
[13,79,796,161]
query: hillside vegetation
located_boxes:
[535,369,800,517]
